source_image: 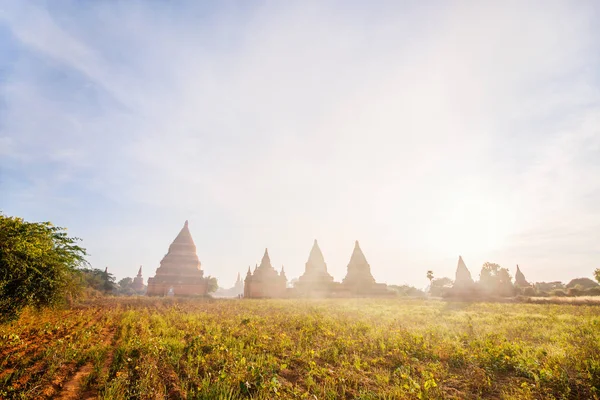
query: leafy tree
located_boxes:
[206,276,218,294]
[117,277,138,296]
[479,262,514,297]
[118,277,133,289]
[430,277,453,297]
[595,269,600,285]
[426,270,434,285]
[79,268,117,294]
[566,277,599,290]
[0,213,87,322]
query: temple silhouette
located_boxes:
[244,249,287,298]
[132,265,145,293]
[146,221,209,296]
[244,240,391,298]
[145,221,392,298]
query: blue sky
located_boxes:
[1,1,599,288]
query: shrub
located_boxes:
[584,287,600,296]
[566,278,599,290]
[550,289,567,297]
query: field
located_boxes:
[1,298,599,399]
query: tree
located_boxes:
[595,269,600,285]
[117,277,137,296]
[0,213,87,322]
[206,276,218,294]
[78,268,116,294]
[479,262,514,297]
[118,277,133,289]
[566,277,598,290]
[426,270,434,286]
[430,277,453,297]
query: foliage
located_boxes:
[595,269,600,285]
[430,277,453,297]
[1,298,599,399]
[566,278,599,290]
[388,284,425,297]
[118,277,133,289]
[78,268,117,294]
[206,275,218,294]
[426,270,434,283]
[0,213,87,322]
[479,262,514,297]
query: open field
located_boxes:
[1,298,599,399]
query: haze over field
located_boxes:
[1,1,599,288]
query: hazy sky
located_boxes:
[1,1,599,288]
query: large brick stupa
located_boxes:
[146,220,208,296]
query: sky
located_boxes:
[1,1,599,289]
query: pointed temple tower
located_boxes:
[146,221,208,296]
[132,265,145,292]
[244,249,287,298]
[341,241,389,295]
[514,265,530,287]
[296,240,336,296]
[452,256,475,293]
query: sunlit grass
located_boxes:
[1,298,599,399]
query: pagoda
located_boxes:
[514,265,530,287]
[451,255,476,296]
[244,249,287,298]
[295,240,335,296]
[453,256,474,288]
[341,241,389,295]
[132,265,145,293]
[146,221,208,296]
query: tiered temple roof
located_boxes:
[146,221,208,296]
[244,249,287,298]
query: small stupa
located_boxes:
[244,249,287,298]
[296,240,335,296]
[514,265,530,287]
[146,221,208,296]
[132,265,145,292]
[341,241,389,295]
[452,256,475,292]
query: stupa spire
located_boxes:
[515,264,530,287]
[454,256,474,289]
[342,240,375,285]
[137,265,142,277]
[306,239,327,272]
[258,249,272,269]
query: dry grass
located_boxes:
[1,298,599,399]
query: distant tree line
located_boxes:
[428,261,600,299]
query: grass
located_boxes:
[1,298,599,399]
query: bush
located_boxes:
[584,287,600,296]
[520,287,536,297]
[0,214,88,322]
[566,278,599,290]
[550,289,567,297]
